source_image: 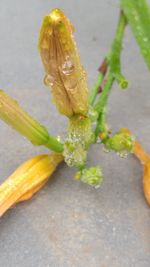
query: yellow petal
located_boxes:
[121,128,150,205]
[143,163,150,205]
[0,153,63,216]
[0,90,49,146]
[18,179,49,202]
[134,143,150,205]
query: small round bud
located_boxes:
[75,166,103,187]
[105,129,135,154]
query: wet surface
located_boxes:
[0,0,150,266]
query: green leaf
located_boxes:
[120,0,150,69]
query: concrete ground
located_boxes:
[0,0,149,266]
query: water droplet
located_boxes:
[95,184,101,189]
[112,226,116,233]
[132,10,139,22]
[44,74,55,87]
[81,66,86,77]
[54,8,60,13]
[117,151,128,159]
[136,25,141,31]
[61,56,74,75]
[134,15,139,21]
[56,135,61,142]
[143,37,148,42]
[103,147,110,153]
[88,106,98,122]
[96,139,101,144]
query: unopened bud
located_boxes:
[75,166,103,187]
[39,8,89,117]
[0,90,63,152]
[105,128,135,153]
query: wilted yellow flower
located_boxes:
[143,161,150,206]
[39,8,89,117]
[121,128,150,205]
[133,139,150,206]
[0,153,63,216]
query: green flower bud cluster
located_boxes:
[105,129,135,155]
[75,166,103,187]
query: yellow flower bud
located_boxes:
[0,153,63,216]
[0,90,63,152]
[0,90,49,145]
[39,8,89,117]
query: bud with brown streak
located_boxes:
[39,8,89,117]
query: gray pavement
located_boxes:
[0,1,150,266]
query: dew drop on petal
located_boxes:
[44,74,55,87]
[61,56,75,75]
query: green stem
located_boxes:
[45,136,64,153]
[108,11,128,88]
[96,107,108,138]
[89,12,127,109]
[89,58,108,105]
[94,11,127,138]
[94,74,114,114]
[89,72,104,106]
[95,74,114,137]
